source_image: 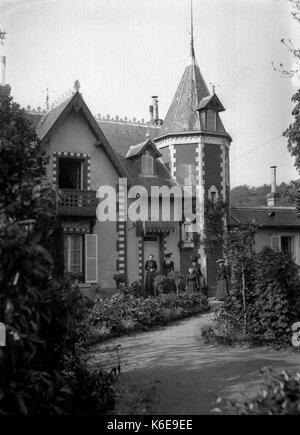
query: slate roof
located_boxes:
[158,55,210,136]
[24,111,161,157]
[97,120,160,156]
[197,93,225,112]
[116,152,176,192]
[230,206,300,228]
[125,138,162,159]
[36,96,73,141]
[25,112,43,130]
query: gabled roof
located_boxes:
[36,91,133,183]
[158,56,210,136]
[197,93,225,112]
[116,151,177,192]
[125,138,162,159]
[97,120,160,156]
[36,96,73,141]
[230,206,300,228]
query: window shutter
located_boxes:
[85,234,98,283]
[271,235,281,251]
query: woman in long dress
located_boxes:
[162,252,176,293]
[216,259,229,300]
[191,255,203,292]
[144,254,158,296]
[186,267,199,293]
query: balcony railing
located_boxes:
[58,189,97,217]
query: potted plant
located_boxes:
[113,273,126,289]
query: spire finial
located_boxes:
[190,0,195,60]
[74,79,80,92]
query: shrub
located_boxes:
[225,369,300,415]
[84,292,209,343]
[249,247,300,343]
[202,244,300,346]
[0,95,118,414]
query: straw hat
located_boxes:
[216,258,225,264]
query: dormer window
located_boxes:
[206,109,217,131]
[142,151,154,175]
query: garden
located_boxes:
[200,225,300,415]
[82,291,209,345]
[201,226,300,347]
[0,93,210,415]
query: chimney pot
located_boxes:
[267,166,280,206]
[270,166,277,194]
[151,96,159,122]
[0,56,6,86]
[149,104,154,122]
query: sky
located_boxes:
[1,0,300,187]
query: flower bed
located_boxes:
[83,292,209,344]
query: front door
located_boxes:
[144,236,160,274]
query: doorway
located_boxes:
[144,236,161,274]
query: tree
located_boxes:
[0,95,80,414]
[224,225,257,331]
[277,1,300,211]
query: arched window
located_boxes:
[208,185,219,203]
[142,151,154,175]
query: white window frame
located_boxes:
[271,234,295,257]
[64,235,83,274]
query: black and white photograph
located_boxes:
[1,0,300,420]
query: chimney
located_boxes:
[0,55,11,99]
[267,166,280,206]
[1,55,6,85]
[152,96,159,122]
[149,104,154,122]
[0,30,11,99]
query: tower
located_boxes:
[155,1,232,289]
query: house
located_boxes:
[231,167,300,266]
[2,4,300,294]
[21,87,181,291]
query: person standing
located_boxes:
[216,258,229,300]
[191,255,203,291]
[162,252,174,275]
[186,267,199,293]
[144,254,158,296]
[162,252,175,293]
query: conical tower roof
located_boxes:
[159,58,210,135]
[159,1,210,136]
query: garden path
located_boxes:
[86,314,300,415]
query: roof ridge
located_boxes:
[95,113,161,127]
[23,105,47,115]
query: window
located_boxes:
[206,109,217,131]
[142,151,154,175]
[208,185,219,203]
[281,236,293,254]
[271,235,294,255]
[183,220,194,245]
[59,158,83,190]
[64,235,83,277]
